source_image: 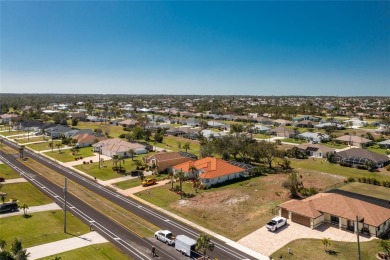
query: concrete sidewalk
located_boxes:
[0,203,61,218]
[27,231,108,259]
[2,178,27,184]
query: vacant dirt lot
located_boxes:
[160,171,344,241]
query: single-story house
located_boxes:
[378,139,390,149]
[143,152,197,173]
[118,119,139,128]
[294,120,318,128]
[279,193,390,237]
[344,119,368,128]
[92,138,147,158]
[45,125,74,139]
[297,132,329,143]
[72,133,107,148]
[16,120,45,132]
[186,118,200,127]
[297,143,335,158]
[207,121,227,129]
[335,135,373,147]
[172,157,246,187]
[272,127,299,138]
[201,129,227,140]
[292,115,321,122]
[273,119,292,126]
[332,148,389,168]
[252,125,271,134]
[314,123,344,130]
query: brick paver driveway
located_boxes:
[238,220,375,256]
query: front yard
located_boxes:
[271,238,381,260]
[44,147,95,162]
[153,136,200,155]
[1,182,53,206]
[26,140,62,151]
[136,171,343,241]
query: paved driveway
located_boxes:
[238,220,375,256]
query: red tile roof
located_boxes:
[173,157,245,179]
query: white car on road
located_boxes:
[266,217,287,231]
[154,230,175,245]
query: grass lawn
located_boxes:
[291,158,390,183]
[136,171,342,241]
[27,140,62,151]
[0,163,21,179]
[282,138,307,144]
[73,122,126,138]
[368,147,389,155]
[153,136,200,155]
[113,174,168,190]
[253,133,271,139]
[0,211,90,250]
[271,238,382,260]
[39,243,130,260]
[0,130,27,137]
[44,147,95,162]
[338,182,390,200]
[73,154,152,180]
[12,136,46,144]
[19,158,157,238]
[321,142,349,149]
[1,182,53,206]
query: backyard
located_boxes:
[153,135,200,155]
[291,158,390,183]
[44,147,95,162]
[72,121,125,138]
[136,171,343,241]
[338,182,390,201]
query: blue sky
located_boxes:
[1,1,389,96]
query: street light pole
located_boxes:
[356,215,361,260]
[98,146,101,169]
[64,177,68,233]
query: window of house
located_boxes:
[330,215,339,225]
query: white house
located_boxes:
[92,138,147,158]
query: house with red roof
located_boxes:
[172,157,246,187]
[279,193,390,237]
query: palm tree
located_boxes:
[378,239,390,257]
[183,142,191,153]
[15,249,30,260]
[128,149,135,161]
[19,204,29,217]
[189,165,199,192]
[10,238,23,256]
[0,239,6,251]
[0,193,7,204]
[167,168,174,190]
[321,237,331,252]
[112,155,125,172]
[175,170,185,198]
[195,233,215,259]
[56,143,63,153]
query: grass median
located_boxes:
[19,158,159,238]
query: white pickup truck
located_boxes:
[154,230,175,245]
[266,217,287,231]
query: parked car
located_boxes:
[266,216,287,231]
[154,230,175,245]
[0,202,18,213]
[0,177,5,182]
[141,178,157,187]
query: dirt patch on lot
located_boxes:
[168,172,344,241]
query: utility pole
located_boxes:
[98,146,101,169]
[356,216,361,260]
[64,177,68,233]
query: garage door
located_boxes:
[281,208,289,219]
[291,213,311,227]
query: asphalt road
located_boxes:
[1,138,259,260]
